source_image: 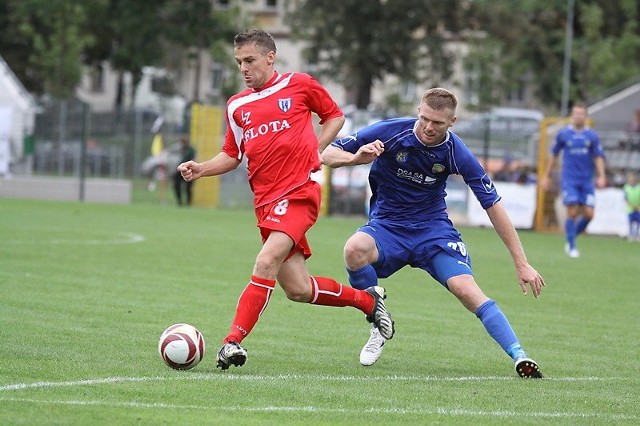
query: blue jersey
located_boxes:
[552,126,604,184]
[331,118,501,224]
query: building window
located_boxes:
[507,78,526,103]
[151,75,176,96]
[265,0,277,7]
[400,81,416,103]
[90,64,105,93]
[465,71,480,107]
[210,63,224,95]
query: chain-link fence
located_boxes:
[28,98,186,180]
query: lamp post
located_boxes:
[560,0,575,116]
[483,112,492,170]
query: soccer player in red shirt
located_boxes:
[177,29,394,370]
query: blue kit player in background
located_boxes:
[541,103,606,258]
[321,88,545,378]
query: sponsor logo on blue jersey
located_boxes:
[481,174,495,192]
[397,168,436,184]
[396,151,408,163]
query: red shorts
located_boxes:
[255,180,321,259]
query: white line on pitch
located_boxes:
[10,232,145,245]
[0,397,637,421]
[0,373,635,392]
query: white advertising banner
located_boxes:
[588,188,628,237]
[467,182,537,229]
[466,181,628,236]
[0,106,12,176]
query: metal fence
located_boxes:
[19,99,640,210]
[29,98,186,179]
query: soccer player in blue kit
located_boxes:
[541,103,606,258]
[321,88,545,378]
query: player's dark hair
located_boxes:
[422,88,457,112]
[234,29,277,54]
[572,101,588,111]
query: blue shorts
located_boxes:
[562,180,595,207]
[629,211,640,223]
[357,218,473,288]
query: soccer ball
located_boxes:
[158,323,205,370]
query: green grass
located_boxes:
[1,198,639,425]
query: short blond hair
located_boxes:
[234,29,277,54]
[421,88,458,112]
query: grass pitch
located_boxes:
[1,198,639,425]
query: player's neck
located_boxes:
[253,71,278,92]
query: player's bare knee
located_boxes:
[278,278,311,302]
[253,255,280,278]
[448,277,486,311]
[344,242,371,269]
[282,286,310,302]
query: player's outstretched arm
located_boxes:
[540,154,557,192]
[317,116,346,153]
[595,156,607,188]
[177,152,240,182]
[322,141,384,168]
[485,202,545,298]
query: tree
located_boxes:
[91,0,170,111]
[0,0,93,98]
[82,0,236,110]
[287,0,472,109]
[467,0,640,110]
[573,0,640,102]
[161,0,237,102]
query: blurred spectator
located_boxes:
[513,164,536,185]
[626,109,640,148]
[623,171,640,241]
[611,168,627,188]
[172,136,196,206]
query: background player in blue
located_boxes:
[321,88,545,378]
[541,103,606,258]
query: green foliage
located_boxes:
[0,0,235,104]
[0,0,639,130]
[1,199,639,424]
[287,0,471,108]
[2,0,93,98]
[469,0,640,109]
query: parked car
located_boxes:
[140,142,183,178]
[454,107,544,138]
[453,107,545,164]
[33,140,123,177]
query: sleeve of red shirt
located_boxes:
[304,74,343,124]
[221,95,242,160]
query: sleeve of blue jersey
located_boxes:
[453,138,502,209]
[332,120,389,153]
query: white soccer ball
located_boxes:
[158,323,206,370]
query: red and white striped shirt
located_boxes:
[222,72,343,207]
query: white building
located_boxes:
[73,0,478,125]
[0,55,37,175]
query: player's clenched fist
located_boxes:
[177,161,199,182]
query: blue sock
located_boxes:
[347,265,378,290]
[575,217,590,235]
[565,218,576,248]
[475,300,525,360]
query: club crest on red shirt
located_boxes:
[278,98,292,112]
